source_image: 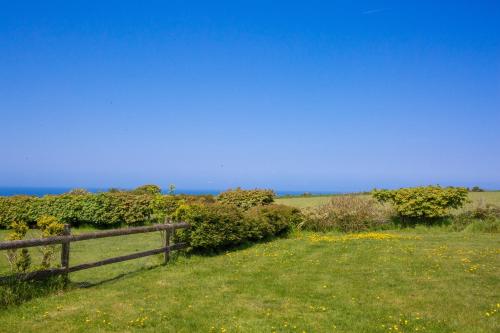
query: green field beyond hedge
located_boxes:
[0,230,498,332]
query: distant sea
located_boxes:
[0,187,340,197]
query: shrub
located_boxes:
[0,196,39,227]
[217,188,275,210]
[174,203,249,250]
[244,204,304,238]
[174,202,300,251]
[451,202,500,232]
[131,184,162,195]
[36,216,65,269]
[302,195,391,232]
[1,216,67,308]
[5,216,65,273]
[372,186,468,224]
[150,195,184,221]
[5,221,31,273]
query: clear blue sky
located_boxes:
[1,1,499,192]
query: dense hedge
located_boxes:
[0,193,190,228]
[217,188,275,210]
[245,204,303,238]
[174,203,302,251]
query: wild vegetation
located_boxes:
[301,195,391,232]
[0,186,498,332]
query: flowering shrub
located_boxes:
[5,221,31,273]
[36,216,65,269]
[5,216,65,273]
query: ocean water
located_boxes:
[0,187,338,197]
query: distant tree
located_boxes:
[168,184,176,195]
[470,186,484,192]
[132,184,162,195]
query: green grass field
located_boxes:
[276,191,500,208]
[0,229,499,332]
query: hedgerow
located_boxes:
[244,204,303,238]
[217,188,275,210]
[174,202,302,251]
[0,190,190,228]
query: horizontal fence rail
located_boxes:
[0,222,189,250]
[0,221,190,282]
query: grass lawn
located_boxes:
[276,191,500,208]
[0,229,498,332]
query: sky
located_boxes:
[1,0,499,192]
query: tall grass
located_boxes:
[301,195,393,232]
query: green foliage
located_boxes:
[36,216,65,269]
[302,195,391,232]
[5,221,31,273]
[372,186,469,223]
[470,186,484,192]
[174,203,249,250]
[4,216,65,274]
[131,184,162,195]
[244,204,303,238]
[451,202,500,232]
[0,275,66,308]
[174,202,302,251]
[0,191,173,228]
[150,195,184,221]
[217,188,275,210]
[462,219,500,233]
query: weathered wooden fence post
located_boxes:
[164,218,170,264]
[61,224,71,282]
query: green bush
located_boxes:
[0,196,39,227]
[174,202,301,251]
[131,184,162,195]
[174,203,249,250]
[372,186,468,224]
[302,195,391,232]
[217,188,275,210]
[244,204,303,238]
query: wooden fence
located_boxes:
[0,221,190,282]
